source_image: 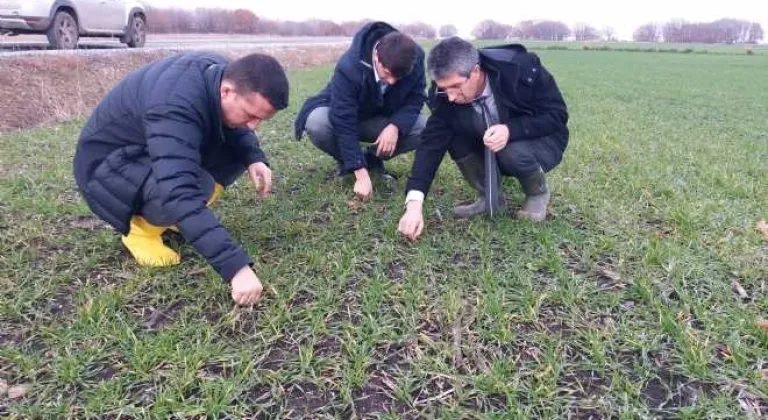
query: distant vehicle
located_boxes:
[0,0,147,49]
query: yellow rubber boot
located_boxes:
[121,216,180,267]
[168,183,224,233]
[206,183,224,207]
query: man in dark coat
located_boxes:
[398,37,569,240]
[73,52,289,306]
[294,21,427,200]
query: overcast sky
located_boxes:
[145,0,767,41]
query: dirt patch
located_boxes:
[463,391,507,412]
[126,380,158,406]
[537,304,575,338]
[416,314,443,342]
[558,370,611,399]
[642,218,675,238]
[560,242,587,276]
[257,338,298,371]
[84,359,121,382]
[0,45,346,131]
[593,255,629,291]
[640,370,720,412]
[43,289,77,318]
[568,407,607,419]
[65,215,110,231]
[284,382,336,417]
[450,248,481,269]
[314,335,343,358]
[352,372,405,417]
[197,360,234,381]
[411,374,456,408]
[131,299,187,331]
[372,340,415,373]
[0,326,27,348]
[384,258,407,282]
[288,289,316,307]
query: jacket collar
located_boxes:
[204,63,227,141]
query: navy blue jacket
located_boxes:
[406,44,569,196]
[294,21,427,173]
[73,52,267,282]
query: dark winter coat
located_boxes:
[406,44,569,195]
[73,52,267,281]
[294,21,427,173]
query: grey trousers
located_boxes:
[304,106,427,164]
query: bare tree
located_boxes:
[633,22,661,42]
[602,26,616,41]
[439,24,458,38]
[574,23,600,41]
[659,18,762,43]
[514,20,570,41]
[472,20,515,39]
[399,22,437,39]
[748,22,764,43]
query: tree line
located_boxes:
[634,19,763,43]
[146,8,764,44]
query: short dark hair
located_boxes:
[427,36,479,80]
[223,53,289,110]
[376,31,418,79]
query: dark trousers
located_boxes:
[305,106,427,164]
[138,144,246,226]
[449,132,567,178]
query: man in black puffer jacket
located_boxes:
[73,52,289,306]
[294,21,427,201]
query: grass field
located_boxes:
[1,48,768,418]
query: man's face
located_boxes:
[373,51,399,85]
[435,65,484,104]
[220,81,277,131]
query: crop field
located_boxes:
[1,46,767,418]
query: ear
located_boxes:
[220,80,236,99]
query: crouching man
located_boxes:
[73,52,289,305]
[398,37,569,240]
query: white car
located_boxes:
[0,0,147,49]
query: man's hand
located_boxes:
[374,123,399,158]
[398,200,425,241]
[483,124,510,152]
[248,162,272,198]
[354,168,372,201]
[231,265,263,306]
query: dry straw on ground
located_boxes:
[0,45,346,131]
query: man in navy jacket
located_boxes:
[398,37,569,240]
[294,21,427,200]
[73,52,289,306]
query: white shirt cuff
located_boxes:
[405,190,425,204]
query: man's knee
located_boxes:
[138,171,216,226]
[408,114,428,137]
[497,142,539,178]
[305,107,334,147]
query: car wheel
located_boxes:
[46,10,79,50]
[126,14,146,48]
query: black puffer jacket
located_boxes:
[73,52,267,281]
